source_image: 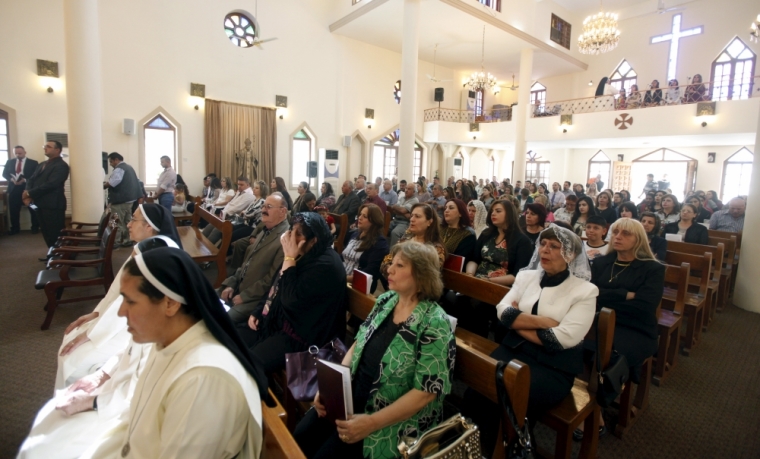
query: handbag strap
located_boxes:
[495,361,532,450]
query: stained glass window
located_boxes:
[710,38,756,101]
[224,12,257,48]
[479,0,500,12]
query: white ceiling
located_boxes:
[331,0,584,82]
[552,0,647,13]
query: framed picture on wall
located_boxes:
[617,154,624,162]
[707,152,716,163]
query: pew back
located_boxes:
[662,262,690,316]
[442,269,510,306]
[330,212,349,254]
[665,251,712,298]
[667,241,724,278]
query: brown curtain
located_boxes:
[204,99,277,184]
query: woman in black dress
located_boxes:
[596,190,618,225]
[522,203,547,245]
[640,212,667,261]
[663,203,709,244]
[582,218,664,439]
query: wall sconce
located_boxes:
[190,83,205,110]
[701,121,708,127]
[276,95,288,119]
[37,59,60,93]
[469,122,479,140]
[365,108,375,129]
[563,128,568,133]
[588,80,593,86]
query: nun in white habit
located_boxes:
[17,237,177,459]
[55,204,182,389]
[79,247,269,459]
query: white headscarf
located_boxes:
[521,224,592,281]
[468,200,488,238]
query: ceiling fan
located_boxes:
[252,0,277,49]
[627,0,696,20]
[506,74,519,91]
[426,44,452,83]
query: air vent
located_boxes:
[454,158,462,166]
[45,132,69,147]
[325,149,339,160]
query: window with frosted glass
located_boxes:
[721,148,753,200]
[588,151,611,192]
[144,114,176,186]
[0,109,9,161]
[710,38,756,101]
[291,129,312,188]
[373,129,422,181]
[609,60,638,94]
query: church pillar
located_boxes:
[63,0,105,222]
[512,48,533,184]
[562,148,572,183]
[397,0,420,182]
[732,103,760,313]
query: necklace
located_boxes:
[121,351,177,457]
[609,260,632,283]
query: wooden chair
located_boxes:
[35,217,118,330]
[383,211,391,237]
[46,211,114,259]
[176,205,232,288]
[653,262,689,386]
[614,356,653,438]
[667,241,725,326]
[663,251,711,356]
[329,212,348,254]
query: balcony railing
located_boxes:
[533,74,759,118]
[423,107,512,123]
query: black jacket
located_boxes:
[649,236,667,261]
[332,192,361,224]
[663,221,709,245]
[2,157,39,194]
[591,254,665,341]
[470,229,533,276]
[342,230,390,294]
[26,156,70,210]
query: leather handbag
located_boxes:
[594,318,629,408]
[397,414,481,459]
[285,338,347,402]
[495,361,535,459]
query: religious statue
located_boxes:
[235,137,259,181]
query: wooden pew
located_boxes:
[262,392,306,459]
[663,251,711,356]
[440,270,614,459]
[653,263,689,387]
[383,211,391,236]
[667,241,726,325]
[708,230,741,296]
[329,212,348,254]
[708,235,737,306]
[177,204,232,288]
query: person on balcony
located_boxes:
[644,80,663,106]
[627,84,643,109]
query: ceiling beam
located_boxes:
[329,0,392,33]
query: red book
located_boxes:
[443,254,465,272]
[352,269,372,295]
[316,359,353,422]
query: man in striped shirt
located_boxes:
[708,197,745,232]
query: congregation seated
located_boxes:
[467,199,488,238]
[531,194,555,223]
[637,191,655,214]
[463,224,597,456]
[586,218,665,437]
[203,177,255,244]
[171,183,188,213]
[202,176,222,211]
[381,203,446,279]
[342,203,389,294]
[315,206,336,235]
[708,197,745,232]
[440,198,476,257]
[294,242,455,459]
[270,176,294,211]
[316,182,336,209]
[683,73,708,103]
[686,195,713,223]
[53,204,181,389]
[553,194,576,223]
[627,84,643,108]
[663,203,709,244]
[664,79,682,105]
[618,200,639,220]
[388,185,419,246]
[705,189,723,212]
[292,181,311,212]
[236,212,346,374]
[228,180,269,245]
[332,180,362,227]
[296,192,317,213]
[656,194,681,228]
[220,193,290,324]
[212,176,236,211]
[522,202,547,245]
[596,190,618,225]
[362,183,387,214]
[644,79,663,106]
[17,235,180,459]
[571,196,598,235]
[584,215,610,263]
[640,211,668,261]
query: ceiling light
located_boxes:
[466,26,498,93]
[578,2,620,55]
[751,14,760,43]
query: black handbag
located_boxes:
[595,319,629,408]
[495,361,535,459]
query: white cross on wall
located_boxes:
[650,14,703,82]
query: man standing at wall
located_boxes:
[23,141,70,251]
[2,145,39,235]
[104,152,142,247]
[155,155,176,211]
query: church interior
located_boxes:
[1,0,759,457]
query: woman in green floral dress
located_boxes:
[295,242,456,459]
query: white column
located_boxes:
[397,0,420,182]
[512,48,533,184]
[63,0,105,222]
[562,148,572,183]
[732,103,760,313]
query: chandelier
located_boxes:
[466,26,498,93]
[751,14,760,43]
[577,2,620,55]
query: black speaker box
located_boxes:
[434,87,444,102]
[307,161,318,178]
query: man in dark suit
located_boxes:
[2,146,39,234]
[23,141,70,249]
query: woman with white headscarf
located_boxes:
[463,224,598,457]
[467,199,488,238]
[55,204,182,390]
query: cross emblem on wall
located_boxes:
[651,14,703,81]
[615,113,634,130]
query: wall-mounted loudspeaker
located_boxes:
[434,88,444,102]
[342,136,352,147]
[307,161,318,178]
[122,118,136,135]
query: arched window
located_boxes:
[0,108,9,161]
[631,148,697,201]
[475,89,485,117]
[291,127,315,188]
[223,11,258,48]
[525,151,550,185]
[143,114,177,187]
[479,0,500,12]
[373,129,423,182]
[588,151,611,192]
[394,80,401,104]
[488,156,495,180]
[609,60,637,94]
[721,147,753,200]
[710,37,756,101]
[530,82,546,109]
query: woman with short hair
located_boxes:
[554,195,576,224]
[342,204,389,294]
[640,212,667,261]
[441,198,477,257]
[663,203,709,244]
[618,201,639,220]
[292,181,310,212]
[296,242,455,459]
[465,225,597,456]
[596,190,617,225]
[523,203,548,245]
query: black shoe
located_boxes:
[572,425,607,442]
